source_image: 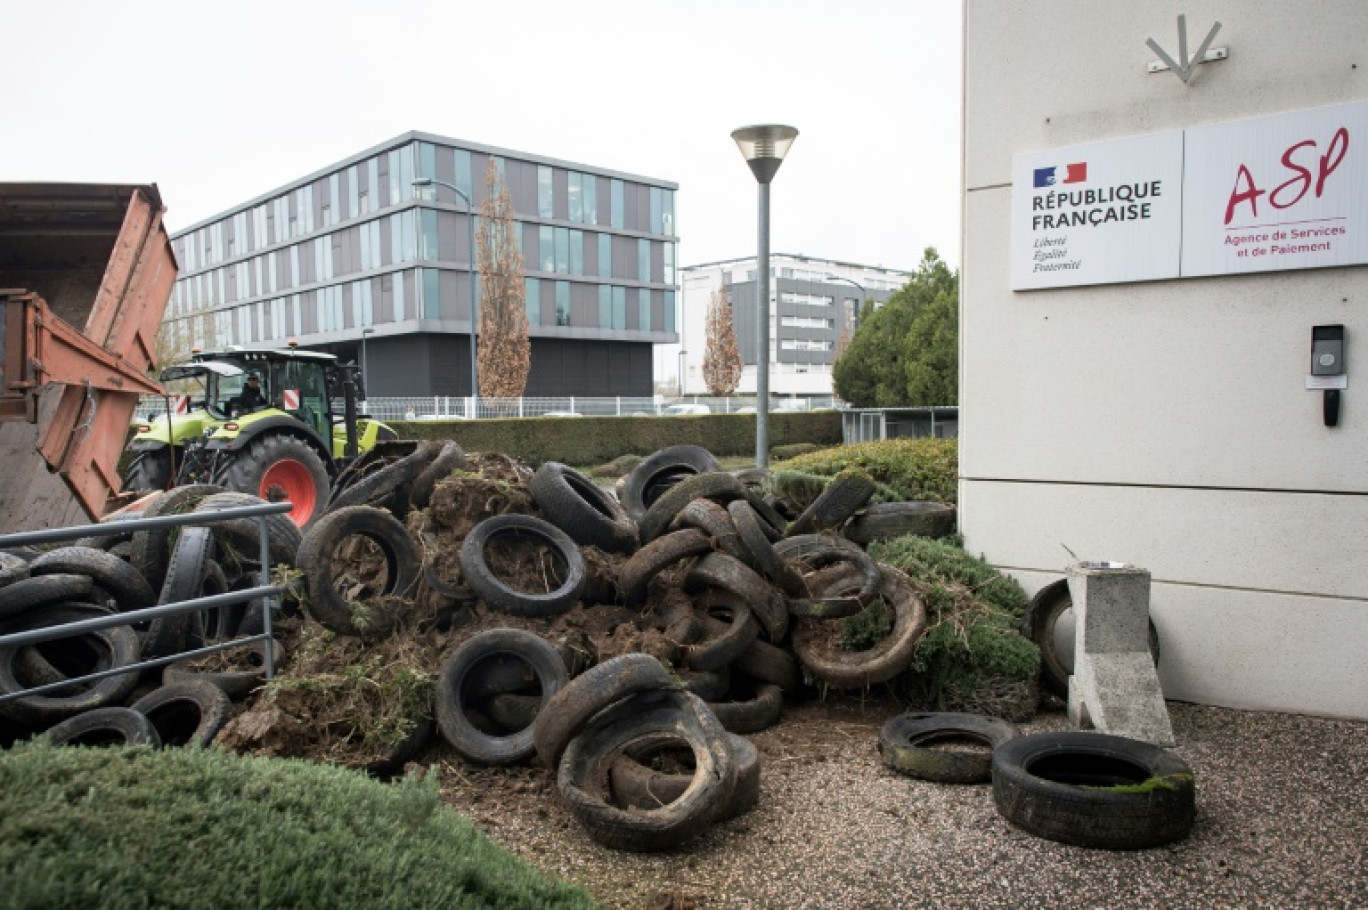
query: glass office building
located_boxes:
[164,131,679,396]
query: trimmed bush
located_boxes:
[869,535,1040,721]
[772,438,958,505]
[390,411,841,468]
[0,742,595,910]
[769,442,823,461]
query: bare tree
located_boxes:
[702,287,742,396]
[476,158,530,399]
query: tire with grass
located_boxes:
[221,434,330,530]
[785,468,877,537]
[364,714,436,778]
[121,449,173,494]
[459,515,586,618]
[621,445,722,522]
[44,706,161,748]
[880,712,1020,783]
[1027,580,1161,700]
[533,652,674,769]
[842,501,957,545]
[29,548,156,615]
[558,688,736,852]
[297,505,419,637]
[609,731,760,820]
[131,679,233,748]
[436,628,569,765]
[531,462,638,554]
[991,731,1196,849]
[791,565,928,689]
[0,603,141,726]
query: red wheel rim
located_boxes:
[260,459,317,526]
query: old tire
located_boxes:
[147,526,215,659]
[621,445,722,522]
[609,732,760,821]
[618,529,714,608]
[0,574,95,623]
[127,484,225,593]
[786,469,877,537]
[410,441,467,510]
[121,449,172,494]
[533,652,674,770]
[130,679,233,748]
[638,472,746,544]
[44,706,161,748]
[880,712,1020,783]
[296,505,419,637]
[221,434,330,529]
[531,462,638,554]
[992,731,1196,849]
[558,687,736,852]
[29,548,156,615]
[707,679,784,734]
[164,638,283,701]
[435,628,569,765]
[1027,580,1161,700]
[791,565,928,689]
[843,501,957,545]
[327,440,440,516]
[191,491,303,572]
[459,515,586,618]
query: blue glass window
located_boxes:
[582,174,597,225]
[569,230,583,276]
[597,233,612,277]
[664,291,676,333]
[638,288,651,331]
[554,281,570,326]
[420,209,438,260]
[638,239,650,282]
[568,172,583,223]
[539,226,555,272]
[538,166,553,218]
[598,285,611,328]
[555,228,569,273]
[611,179,624,228]
[421,268,440,319]
[612,286,626,330]
[662,189,675,236]
[526,278,540,326]
[650,187,663,234]
[455,150,473,201]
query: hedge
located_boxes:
[388,411,842,467]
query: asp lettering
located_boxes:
[1224,128,1349,225]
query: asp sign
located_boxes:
[1013,100,1368,289]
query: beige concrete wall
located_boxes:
[962,1,1368,717]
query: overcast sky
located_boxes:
[6,0,962,272]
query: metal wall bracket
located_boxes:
[1146,15,1225,84]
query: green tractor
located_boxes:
[122,346,397,527]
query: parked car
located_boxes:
[543,411,584,418]
[662,403,711,416]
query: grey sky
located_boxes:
[6,0,962,272]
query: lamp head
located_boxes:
[731,124,799,184]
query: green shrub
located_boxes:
[0,742,596,910]
[870,535,1040,721]
[767,468,904,516]
[769,442,823,461]
[586,453,644,479]
[390,411,841,468]
[773,438,958,505]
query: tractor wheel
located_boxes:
[221,435,330,529]
[121,449,172,493]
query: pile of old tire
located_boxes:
[0,486,289,749]
[532,653,758,852]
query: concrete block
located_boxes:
[1066,561,1175,746]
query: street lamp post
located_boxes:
[824,274,867,335]
[412,177,478,410]
[678,349,687,396]
[731,124,798,470]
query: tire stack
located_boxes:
[0,484,293,750]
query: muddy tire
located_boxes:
[727,500,807,597]
[621,445,722,522]
[558,687,736,852]
[791,565,928,689]
[0,603,141,726]
[191,491,303,571]
[0,574,94,623]
[147,526,215,659]
[44,706,161,748]
[842,501,957,545]
[127,484,225,593]
[786,469,877,537]
[618,529,714,608]
[221,434,330,530]
[164,638,283,701]
[130,679,233,748]
[0,552,29,589]
[328,440,440,517]
[707,679,784,734]
[531,462,639,554]
[776,534,881,618]
[880,712,1020,783]
[296,505,419,637]
[410,441,467,510]
[435,628,569,765]
[992,731,1196,849]
[459,515,586,618]
[121,449,172,494]
[1027,580,1161,700]
[686,552,788,643]
[533,652,674,770]
[638,472,746,544]
[671,498,750,563]
[699,619,801,692]
[609,731,760,821]
[680,591,760,673]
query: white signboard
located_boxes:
[1012,131,1185,289]
[1181,101,1368,276]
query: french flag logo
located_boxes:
[1033,162,1088,188]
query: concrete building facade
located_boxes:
[962,2,1367,718]
[164,131,679,397]
[665,254,908,397]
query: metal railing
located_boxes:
[0,502,289,705]
[132,395,847,423]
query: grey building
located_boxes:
[164,131,679,396]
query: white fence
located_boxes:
[134,395,844,422]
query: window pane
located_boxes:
[583,174,597,225]
[420,209,438,260]
[638,239,650,282]
[611,180,624,229]
[612,286,626,330]
[568,172,582,223]
[664,243,675,284]
[416,142,436,200]
[525,277,540,325]
[347,166,360,219]
[638,288,651,331]
[539,226,555,272]
[650,187,662,234]
[394,271,405,321]
[662,190,675,236]
[537,166,553,218]
[422,268,440,318]
[598,233,612,277]
[664,291,675,333]
[455,151,473,200]
[598,285,611,328]
[555,228,569,273]
[569,230,583,276]
[555,281,570,326]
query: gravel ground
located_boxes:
[434,697,1368,909]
